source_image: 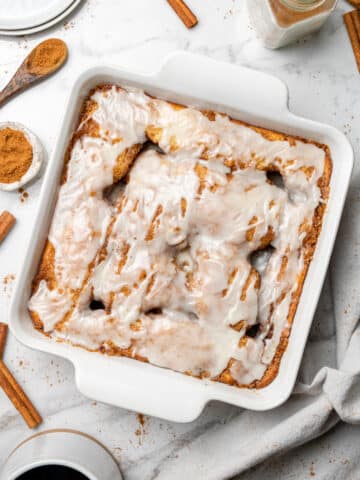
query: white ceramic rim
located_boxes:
[1,429,122,480]
[0,0,74,30]
[8,52,354,422]
[0,0,82,36]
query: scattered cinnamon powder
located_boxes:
[63,20,75,31]
[137,413,146,426]
[19,187,29,203]
[0,128,32,184]
[134,413,147,444]
[2,274,15,297]
[27,38,67,76]
[3,274,15,285]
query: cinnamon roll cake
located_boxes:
[28,84,331,388]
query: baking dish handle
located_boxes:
[154,51,289,116]
[73,354,208,422]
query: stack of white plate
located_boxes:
[0,0,82,36]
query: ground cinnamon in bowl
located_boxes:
[0,122,43,191]
[26,38,68,76]
[0,127,32,184]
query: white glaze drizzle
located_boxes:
[29,86,327,385]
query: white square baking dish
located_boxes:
[9,52,353,422]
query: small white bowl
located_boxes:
[0,429,122,480]
[0,122,43,192]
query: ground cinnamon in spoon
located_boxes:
[0,128,33,184]
[27,38,67,76]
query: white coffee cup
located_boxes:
[0,429,122,480]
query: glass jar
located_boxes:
[247,0,338,49]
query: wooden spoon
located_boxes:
[0,38,68,106]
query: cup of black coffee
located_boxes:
[0,430,122,480]
[16,465,90,479]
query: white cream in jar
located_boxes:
[247,0,337,49]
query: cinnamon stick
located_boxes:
[0,324,42,427]
[0,211,16,243]
[167,0,198,28]
[352,7,360,36]
[347,0,360,8]
[0,323,8,357]
[0,360,42,428]
[344,10,360,73]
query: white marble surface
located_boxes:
[0,1,359,479]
